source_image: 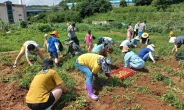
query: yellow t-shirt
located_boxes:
[26,69,63,103]
[78,53,103,74]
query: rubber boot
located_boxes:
[86,84,98,101]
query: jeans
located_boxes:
[143,53,149,61]
[76,60,93,85]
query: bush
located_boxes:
[20,21,27,28]
[37,23,52,32]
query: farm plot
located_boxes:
[0,31,184,110]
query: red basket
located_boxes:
[110,67,134,80]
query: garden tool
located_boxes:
[86,84,98,101]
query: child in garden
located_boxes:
[127,26,132,41]
[122,46,145,71]
[47,31,61,67]
[76,53,112,101]
[84,30,94,52]
[26,59,66,110]
[13,40,44,68]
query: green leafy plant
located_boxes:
[162,91,184,109]
[132,104,141,110]
[137,86,149,93]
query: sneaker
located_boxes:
[13,64,17,68]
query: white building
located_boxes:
[0,1,27,23]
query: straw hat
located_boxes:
[135,36,140,40]
[122,46,129,53]
[147,44,155,51]
[50,31,59,38]
[142,32,149,38]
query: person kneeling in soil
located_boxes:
[172,35,184,53]
[26,59,66,110]
[138,44,156,63]
[62,40,83,57]
[13,40,44,68]
[76,53,112,101]
[130,36,140,48]
[91,37,104,54]
[122,46,145,71]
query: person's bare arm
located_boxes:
[58,82,67,93]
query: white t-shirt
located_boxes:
[134,23,139,31]
[23,41,39,56]
[120,40,131,47]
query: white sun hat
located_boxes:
[147,44,155,51]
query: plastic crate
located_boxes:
[110,67,134,80]
[176,52,184,60]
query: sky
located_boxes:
[0,0,61,6]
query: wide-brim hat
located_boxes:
[122,46,129,52]
[147,44,155,51]
[135,36,140,40]
[142,33,149,38]
[50,31,59,38]
[42,59,54,67]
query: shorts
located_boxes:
[86,42,92,46]
[27,92,55,110]
[50,51,58,58]
[138,32,143,37]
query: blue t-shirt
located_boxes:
[131,39,137,46]
[47,36,58,52]
[91,44,104,53]
[138,48,151,59]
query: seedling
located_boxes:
[137,86,149,93]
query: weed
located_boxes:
[122,78,134,87]
[137,86,149,93]
[151,72,173,86]
[125,96,136,103]
[19,72,35,89]
[162,91,184,109]
[75,96,87,109]
[112,95,121,103]
[103,85,114,92]
[131,104,141,110]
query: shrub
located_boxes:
[37,23,52,32]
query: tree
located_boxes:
[120,0,127,7]
[133,0,153,6]
[151,0,169,11]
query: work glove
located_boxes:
[30,64,33,66]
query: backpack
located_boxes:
[57,40,63,51]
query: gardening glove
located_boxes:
[30,64,33,66]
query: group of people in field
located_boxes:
[12,22,184,110]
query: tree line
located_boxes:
[27,0,184,23]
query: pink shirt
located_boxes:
[85,33,92,43]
